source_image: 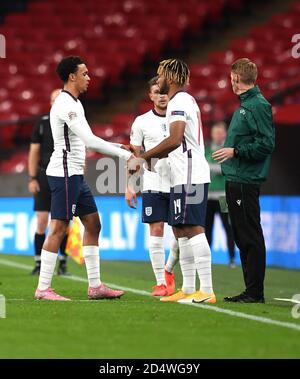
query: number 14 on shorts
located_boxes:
[174,199,182,215]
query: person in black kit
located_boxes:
[28,89,70,276]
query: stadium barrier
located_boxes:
[0,196,299,269]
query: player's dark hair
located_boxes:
[157,58,190,86]
[148,76,159,90]
[56,56,84,83]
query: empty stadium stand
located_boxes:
[0,0,299,174]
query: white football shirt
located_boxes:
[47,90,131,177]
[130,109,171,192]
[166,91,210,186]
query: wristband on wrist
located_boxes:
[28,176,37,181]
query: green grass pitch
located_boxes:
[0,254,299,358]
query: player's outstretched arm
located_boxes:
[69,119,132,161]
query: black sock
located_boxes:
[59,234,68,263]
[34,233,45,264]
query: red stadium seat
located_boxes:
[0,123,18,149]
[0,88,9,102]
[1,0,298,158]
[273,104,300,125]
[0,151,28,173]
[92,124,116,139]
[111,113,135,136]
[137,100,153,115]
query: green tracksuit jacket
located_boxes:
[221,86,275,184]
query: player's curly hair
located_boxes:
[56,56,84,83]
[157,58,190,86]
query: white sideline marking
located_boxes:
[274,297,300,304]
[67,274,151,296]
[190,303,300,332]
[1,258,300,332]
[0,258,150,296]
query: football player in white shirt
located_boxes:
[125,77,179,297]
[35,56,133,301]
[131,59,216,304]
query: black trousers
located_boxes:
[225,181,266,298]
[205,199,235,261]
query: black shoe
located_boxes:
[57,263,71,276]
[31,265,40,275]
[224,292,265,303]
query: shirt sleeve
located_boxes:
[59,104,131,161]
[130,117,143,146]
[168,96,188,124]
[58,103,84,129]
[237,103,275,161]
[30,118,43,144]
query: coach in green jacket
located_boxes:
[213,58,275,303]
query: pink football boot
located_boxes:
[35,287,71,301]
[88,283,124,300]
[151,284,168,296]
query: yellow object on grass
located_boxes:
[65,217,84,265]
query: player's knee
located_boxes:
[50,223,68,240]
[86,219,101,236]
[36,213,49,233]
[37,221,48,234]
[150,223,164,236]
[94,219,101,235]
[36,224,47,234]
